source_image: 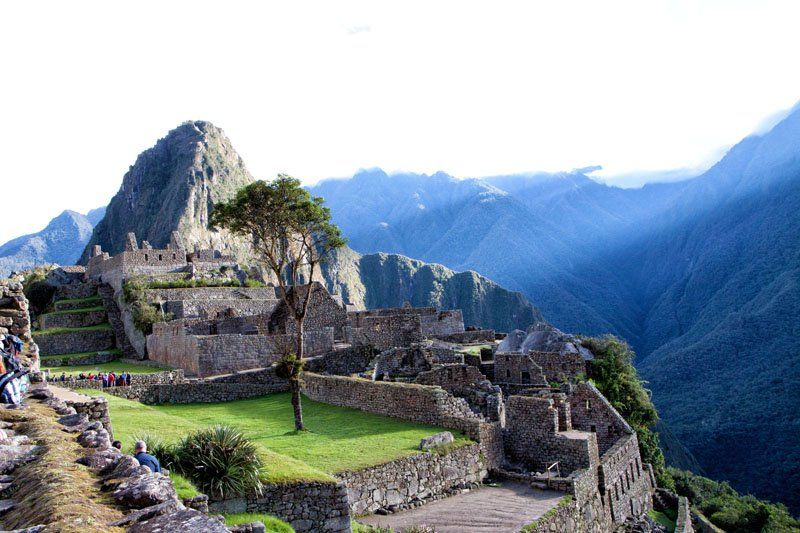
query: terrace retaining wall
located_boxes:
[40,309,107,329]
[33,327,115,356]
[209,481,351,533]
[41,350,119,367]
[336,443,486,515]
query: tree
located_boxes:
[210,175,345,430]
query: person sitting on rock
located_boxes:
[59,372,66,382]
[112,440,122,450]
[134,441,161,473]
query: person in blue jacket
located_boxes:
[133,440,161,473]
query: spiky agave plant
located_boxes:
[174,425,263,499]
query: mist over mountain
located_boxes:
[309,106,800,511]
[0,208,103,277]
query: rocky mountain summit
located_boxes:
[80,121,255,264]
[0,209,102,277]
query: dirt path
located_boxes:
[358,481,564,533]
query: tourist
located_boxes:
[125,372,132,386]
[78,373,86,380]
[102,373,108,388]
[59,372,66,382]
[87,373,94,380]
[133,441,161,473]
[119,371,127,387]
[108,372,116,387]
[112,440,122,450]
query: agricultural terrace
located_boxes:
[82,391,473,483]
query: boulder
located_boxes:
[0,445,39,474]
[78,448,123,472]
[109,500,184,527]
[129,508,229,532]
[77,427,111,449]
[112,473,178,509]
[419,431,454,450]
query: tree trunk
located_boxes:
[289,375,304,431]
[291,316,305,431]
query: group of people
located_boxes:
[47,370,133,387]
[111,439,161,473]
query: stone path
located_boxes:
[46,385,92,403]
[358,481,564,533]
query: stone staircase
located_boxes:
[32,283,119,366]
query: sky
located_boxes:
[1,0,800,244]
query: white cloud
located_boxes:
[1,0,799,243]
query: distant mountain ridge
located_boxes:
[0,207,104,276]
[308,105,800,512]
[76,121,538,332]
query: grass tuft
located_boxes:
[224,513,294,532]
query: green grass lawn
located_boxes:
[224,513,294,532]
[43,305,105,316]
[34,323,112,335]
[648,509,677,532]
[54,296,103,310]
[82,391,472,483]
[44,360,173,376]
[458,344,491,356]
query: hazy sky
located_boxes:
[2,0,800,243]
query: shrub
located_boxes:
[131,301,173,335]
[274,352,303,380]
[173,425,263,499]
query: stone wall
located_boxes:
[418,309,465,337]
[271,283,348,340]
[494,352,548,386]
[39,309,107,329]
[599,432,653,525]
[529,350,586,383]
[676,496,694,533]
[138,381,289,404]
[65,395,113,436]
[41,349,119,367]
[209,481,351,533]
[413,364,504,422]
[144,286,277,303]
[301,372,506,471]
[148,320,334,377]
[568,382,633,455]
[34,327,115,356]
[164,298,279,320]
[304,345,378,376]
[344,313,424,350]
[55,280,99,299]
[59,369,185,392]
[505,395,599,475]
[336,444,487,515]
[0,278,38,363]
[432,330,495,344]
[301,372,482,436]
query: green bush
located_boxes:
[274,352,303,380]
[581,335,671,487]
[131,301,173,335]
[173,425,263,499]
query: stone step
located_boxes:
[40,308,108,330]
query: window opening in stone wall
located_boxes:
[506,369,511,378]
[144,254,148,261]
[586,399,591,410]
[173,253,176,259]
[590,424,596,432]
[521,371,530,383]
[608,424,614,435]
[615,483,619,500]
[159,254,163,260]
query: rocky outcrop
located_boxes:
[497,322,593,359]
